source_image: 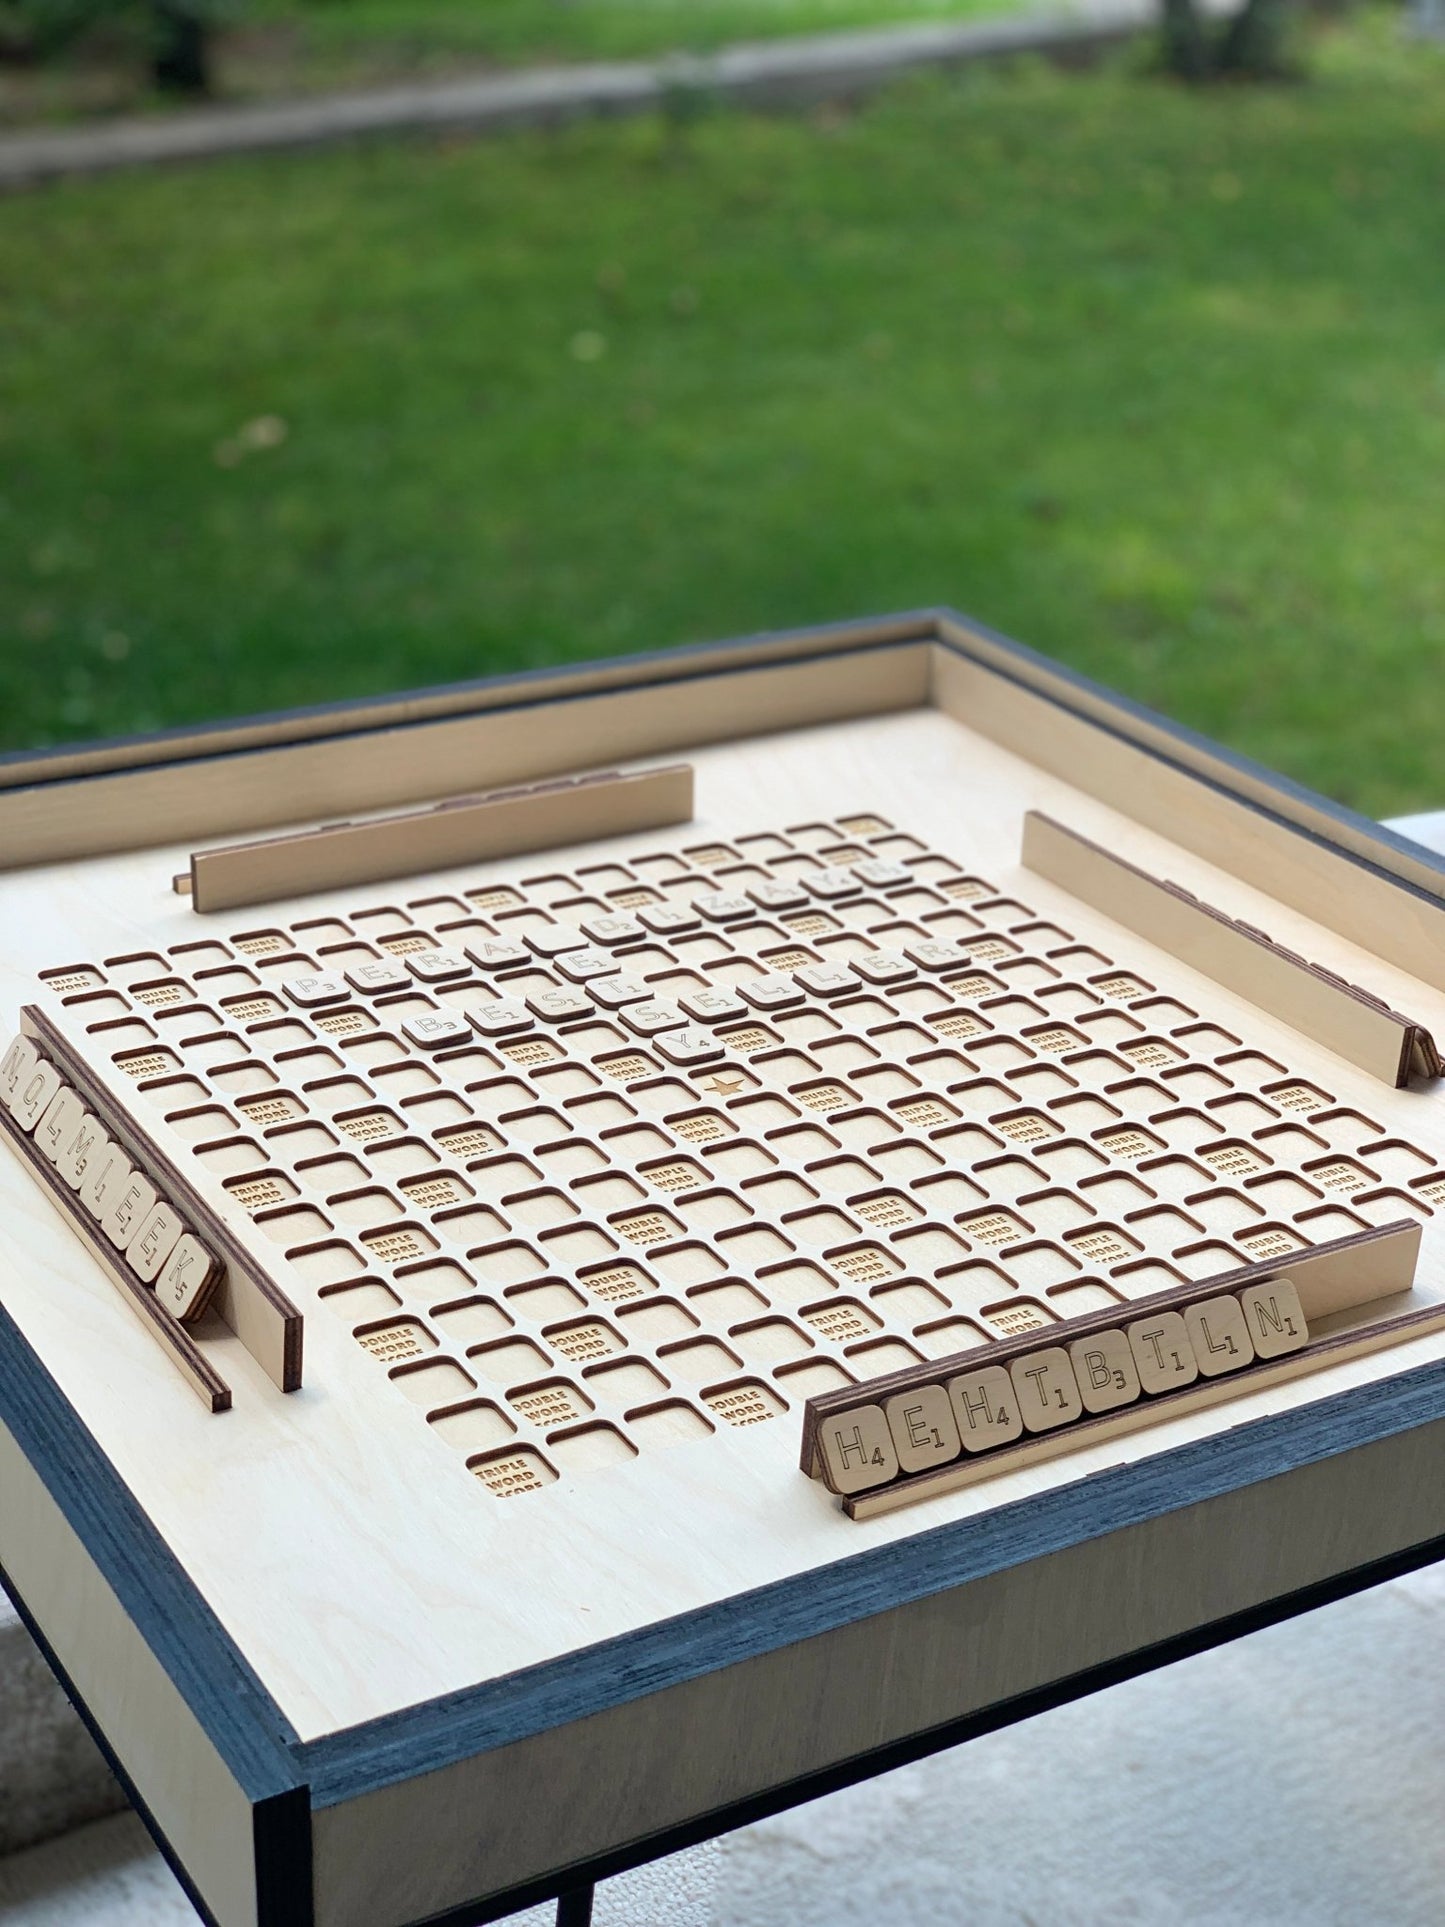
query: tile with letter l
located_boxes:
[1126,1310,1198,1393]
[1184,1294,1255,1377]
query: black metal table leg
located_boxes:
[556,1882,595,1927]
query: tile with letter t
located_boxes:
[947,1364,1022,1453]
[1238,1278,1309,1358]
[816,1403,899,1494]
[884,1383,960,1473]
[1126,1310,1198,1393]
[1010,1347,1084,1432]
[1067,1328,1141,1414]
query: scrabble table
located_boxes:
[4,610,1445,1927]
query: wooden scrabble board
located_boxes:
[6,611,1445,1927]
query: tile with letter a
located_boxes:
[884,1383,960,1473]
[156,1233,222,1322]
[1126,1310,1198,1393]
[1067,1328,1140,1414]
[817,1403,898,1495]
[1238,1278,1309,1358]
[947,1364,1023,1452]
[128,1202,185,1283]
[1010,1347,1084,1432]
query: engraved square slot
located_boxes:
[224,1169,299,1211]
[1030,1138,1108,1182]
[361,1221,440,1265]
[468,1336,553,1384]
[428,1399,518,1453]
[729,1317,812,1365]
[801,1297,880,1343]
[391,1358,477,1408]
[1048,1278,1126,1316]
[585,1359,670,1406]
[506,1278,589,1323]
[1235,1223,1307,1261]
[392,1258,476,1304]
[470,1446,558,1497]
[355,1318,438,1365]
[547,1422,639,1474]
[429,1296,516,1343]
[457,1237,546,1285]
[649,1241,726,1287]
[913,1316,990,1359]
[399,1168,474,1211]
[849,1189,920,1230]
[618,1296,699,1345]
[1292,1203,1370,1241]
[980,1297,1057,1338]
[548,1317,626,1362]
[327,1186,405,1227]
[845,1336,924,1377]
[319,1279,402,1323]
[669,1107,736,1144]
[508,1377,595,1427]
[870,1279,949,1324]
[758,1259,833,1303]
[577,1259,655,1303]
[254,1203,333,1247]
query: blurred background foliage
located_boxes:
[0,7,1442,817]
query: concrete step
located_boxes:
[0,1603,124,1860]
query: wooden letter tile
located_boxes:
[884,1384,960,1474]
[407,947,471,984]
[1009,1347,1084,1432]
[282,973,348,1008]
[402,1011,473,1051]
[1183,1294,1255,1377]
[345,958,412,995]
[1238,1278,1309,1358]
[35,1085,84,1163]
[101,1172,158,1250]
[56,1111,106,1190]
[1126,1311,1198,1394]
[681,986,749,1025]
[1067,1328,1140,1414]
[156,1233,223,1322]
[817,1403,898,1494]
[80,1143,130,1220]
[0,1033,39,1108]
[947,1364,1023,1452]
[127,1202,185,1283]
[11,1057,61,1131]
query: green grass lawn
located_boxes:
[2,13,1443,815]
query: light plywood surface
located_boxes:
[4,701,1445,1755]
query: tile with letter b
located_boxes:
[884,1383,960,1474]
[1067,1328,1140,1414]
[1183,1294,1255,1377]
[1010,1347,1084,1432]
[1238,1278,1308,1358]
[1126,1310,1198,1393]
[947,1364,1022,1452]
[817,1403,898,1494]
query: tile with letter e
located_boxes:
[469,997,532,1037]
[1010,1348,1084,1432]
[1238,1278,1309,1358]
[1127,1310,1198,1393]
[817,1403,898,1495]
[681,986,748,1025]
[156,1233,222,1322]
[1067,1328,1140,1414]
[101,1172,158,1251]
[947,1364,1023,1452]
[884,1383,960,1474]
[852,950,915,988]
[1184,1294,1255,1376]
[346,958,412,996]
[128,1202,185,1283]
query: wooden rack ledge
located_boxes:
[1021,812,1441,1088]
[175,762,695,912]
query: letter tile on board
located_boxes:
[1183,1295,1255,1377]
[884,1384,961,1474]
[948,1365,1022,1451]
[817,1404,899,1495]
[0,1033,39,1108]
[657,1026,726,1068]
[681,986,748,1025]
[128,1202,185,1283]
[1010,1348,1084,1432]
[1126,1311,1198,1394]
[11,1058,61,1131]
[1238,1279,1309,1358]
[156,1233,222,1322]
[469,997,533,1037]
[402,1011,472,1051]
[346,958,412,995]
[1067,1328,1140,1414]
[283,973,348,1008]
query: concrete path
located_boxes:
[0,0,1221,188]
